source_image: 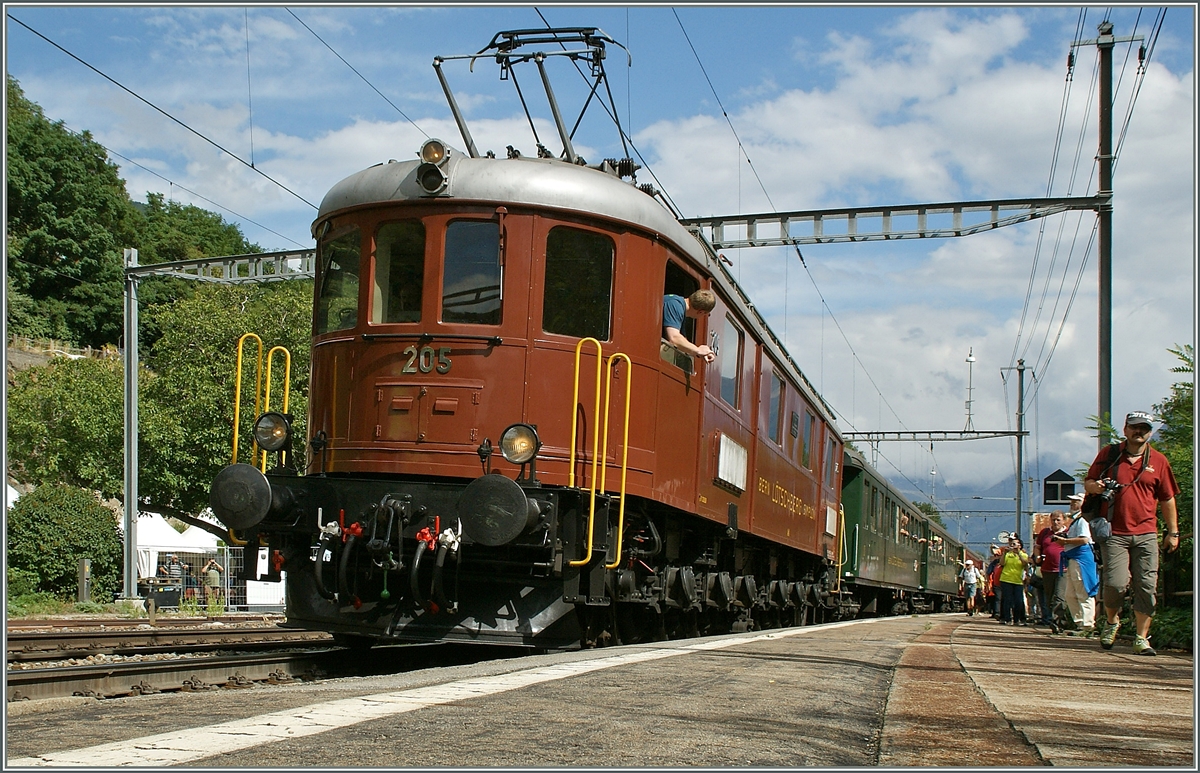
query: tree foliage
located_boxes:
[1155,344,1194,600]
[6,75,137,347]
[141,281,313,513]
[6,484,124,601]
[7,283,313,515]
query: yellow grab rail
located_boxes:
[568,338,604,567]
[259,345,293,472]
[567,341,633,568]
[602,353,632,570]
[232,333,264,465]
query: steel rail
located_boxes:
[7,628,332,662]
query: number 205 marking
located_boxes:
[402,345,452,374]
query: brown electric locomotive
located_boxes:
[208,28,854,649]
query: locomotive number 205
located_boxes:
[402,345,452,374]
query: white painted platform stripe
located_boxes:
[7,617,878,767]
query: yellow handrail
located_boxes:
[833,504,846,593]
[568,338,604,567]
[259,346,293,472]
[603,353,632,570]
[232,333,264,465]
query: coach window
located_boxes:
[543,226,614,340]
[720,314,744,408]
[768,371,784,443]
[372,221,425,324]
[801,409,815,469]
[316,227,362,334]
[825,437,839,488]
[442,220,501,324]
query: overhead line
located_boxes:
[284,7,429,138]
[532,7,684,218]
[7,14,317,209]
[671,7,937,487]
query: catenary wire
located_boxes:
[284,7,429,139]
[7,14,317,209]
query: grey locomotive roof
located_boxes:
[315,146,840,434]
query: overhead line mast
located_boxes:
[1071,21,1145,446]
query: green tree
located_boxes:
[6,484,124,601]
[132,192,264,346]
[7,356,128,497]
[141,281,313,514]
[915,501,946,528]
[1155,344,1194,601]
[7,283,313,517]
[6,75,138,348]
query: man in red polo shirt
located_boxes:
[1085,411,1180,655]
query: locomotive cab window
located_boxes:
[442,220,501,324]
[316,227,362,334]
[543,226,614,340]
[372,220,425,324]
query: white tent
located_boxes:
[6,483,20,509]
[135,511,219,579]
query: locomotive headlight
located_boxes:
[499,423,541,465]
[416,162,448,195]
[253,412,292,452]
[419,138,450,165]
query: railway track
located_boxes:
[6,620,532,703]
[7,626,332,662]
[6,649,341,703]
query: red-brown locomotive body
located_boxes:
[208,29,869,649]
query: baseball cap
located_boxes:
[1067,492,1085,503]
[965,559,974,565]
[1125,410,1155,427]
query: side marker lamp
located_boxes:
[499,423,541,465]
[254,412,292,452]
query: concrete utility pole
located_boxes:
[1072,21,1143,447]
[1097,21,1115,444]
[1015,359,1026,541]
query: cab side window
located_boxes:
[719,315,744,409]
[316,227,362,334]
[442,220,501,324]
[372,221,425,323]
[543,226,614,340]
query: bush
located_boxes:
[6,483,123,601]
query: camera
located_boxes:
[1098,478,1123,503]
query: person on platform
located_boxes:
[997,537,1030,625]
[985,545,1003,618]
[1032,511,1068,632]
[1086,411,1180,656]
[203,559,224,603]
[1055,507,1099,634]
[959,559,983,616]
[663,289,717,364]
[165,554,184,587]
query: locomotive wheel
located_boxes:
[616,603,652,645]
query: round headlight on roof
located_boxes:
[253,412,292,452]
[499,424,541,465]
[420,138,450,165]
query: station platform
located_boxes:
[6,613,1194,767]
[882,614,1194,767]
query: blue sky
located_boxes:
[5,4,1195,528]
